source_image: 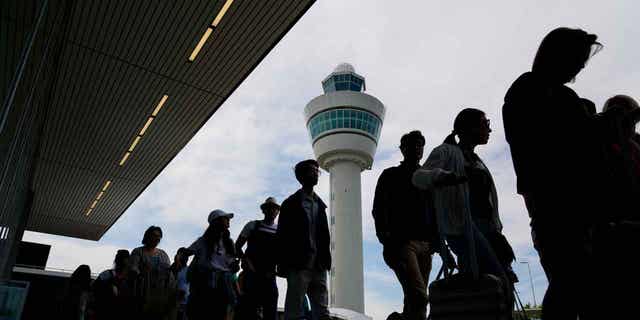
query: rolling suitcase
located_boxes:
[427,201,510,320]
[428,271,509,320]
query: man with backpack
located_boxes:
[235,197,281,320]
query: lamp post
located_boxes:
[520,261,537,307]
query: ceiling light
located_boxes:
[96,191,104,200]
[119,152,131,166]
[129,136,141,152]
[152,95,169,116]
[85,208,92,216]
[102,180,112,191]
[90,200,98,209]
[139,117,154,136]
[212,0,234,27]
[189,28,213,62]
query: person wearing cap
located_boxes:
[372,130,436,320]
[234,197,280,320]
[276,159,331,320]
[502,27,612,319]
[182,209,240,320]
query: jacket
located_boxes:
[412,143,502,236]
[276,189,331,273]
[372,162,435,244]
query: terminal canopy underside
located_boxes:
[0,0,314,240]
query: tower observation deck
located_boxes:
[304,63,385,313]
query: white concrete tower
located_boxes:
[304,63,385,313]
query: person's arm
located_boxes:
[372,170,392,244]
[236,222,257,272]
[275,199,292,275]
[413,146,465,190]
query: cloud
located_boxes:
[23,0,640,317]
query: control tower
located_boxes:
[304,63,385,313]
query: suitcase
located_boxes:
[428,272,509,320]
[427,190,511,320]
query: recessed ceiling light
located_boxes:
[189,28,213,62]
[152,95,169,117]
[139,117,154,136]
[129,136,141,152]
[102,180,112,191]
[212,0,234,27]
[119,152,131,166]
[85,208,92,216]
[96,191,104,200]
[90,200,98,209]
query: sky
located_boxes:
[23,0,640,318]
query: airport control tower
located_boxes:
[304,63,385,313]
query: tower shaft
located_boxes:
[329,160,365,312]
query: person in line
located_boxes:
[181,209,240,320]
[235,197,281,320]
[502,27,607,319]
[594,95,640,316]
[276,159,331,320]
[600,95,640,221]
[60,264,92,320]
[412,108,513,318]
[130,226,175,320]
[93,250,135,320]
[171,247,190,320]
[372,130,435,320]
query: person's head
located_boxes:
[114,249,130,273]
[400,130,426,163]
[444,108,491,147]
[208,209,234,232]
[174,247,189,267]
[260,197,280,221]
[141,226,163,248]
[603,95,640,138]
[294,159,320,188]
[70,264,91,289]
[532,27,602,84]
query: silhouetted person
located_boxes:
[502,27,605,319]
[171,247,190,320]
[93,250,136,320]
[277,159,331,320]
[130,226,175,320]
[600,95,640,221]
[372,130,434,320]
[594,95,640,317]
[235,197,281,320]
[60,264,92,320]
[182,209,240,320]
[413,108,513,319]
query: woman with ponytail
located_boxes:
[412,108,513,316]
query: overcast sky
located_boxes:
[24,0,640,318]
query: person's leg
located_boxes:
[417,242,433,305]
[238,271,260,320]
[534,222,589,320]
[260,275,279,320]
[284,270,312,320]
[384,242,429,320]
[307,270,330,320]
